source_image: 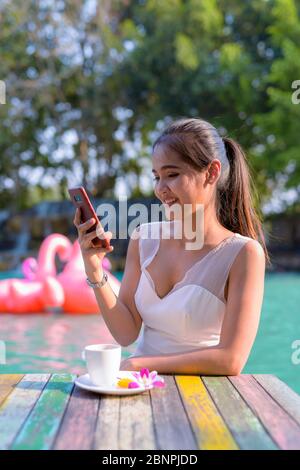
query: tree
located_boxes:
[0,0,127,209]
[111,0,299,204]
[254,0,300,211]
[1,0,300,213]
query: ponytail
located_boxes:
[218,137,270,264]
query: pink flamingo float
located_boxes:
[58,239,120,314]
[0,234,120,314]
[0,233,71,314]
[0,275,65,314]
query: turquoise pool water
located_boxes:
[243,272,300,393]
[0,272,299,394]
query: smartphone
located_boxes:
[68,186,110,248]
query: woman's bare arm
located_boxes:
[90,228,143,347]
[121,239,265,374]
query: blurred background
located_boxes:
[0,0,299,392]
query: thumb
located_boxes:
[105,231,113,241]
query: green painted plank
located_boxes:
[202,376,278,450]
[0,374,50,450]
[11,374,75,450]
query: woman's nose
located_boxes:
[155,180,169,199]
[157,177,170,192]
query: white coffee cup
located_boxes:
[82,344,121,386]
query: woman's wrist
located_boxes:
[85,269,104,284]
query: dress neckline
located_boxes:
[143,232,237,301]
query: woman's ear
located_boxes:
[205,159,221,184]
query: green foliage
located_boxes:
[254,0,300,203]
[175,33,200,70]
[0,0,299,213]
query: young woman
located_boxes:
[74,118,268,375]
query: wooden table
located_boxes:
[0,373,300,450]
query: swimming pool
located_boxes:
[0,272,299,394]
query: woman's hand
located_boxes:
[73,208,114,279]
[119,357,140,371]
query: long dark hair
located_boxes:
[153,117,269,263]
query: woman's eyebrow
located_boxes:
[152,165,181,173]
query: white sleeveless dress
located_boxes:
[130,221,255,357]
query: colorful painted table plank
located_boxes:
[0,374,299,450]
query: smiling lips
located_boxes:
[163,198,178,206]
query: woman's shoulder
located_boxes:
[231,234,266,271]
[234,234,265,254]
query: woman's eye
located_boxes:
[152,173,178,182]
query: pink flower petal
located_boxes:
[150,371,158,381]
[140,368,149,378]
[128,381,140,389]
[156,375,164,382]
[153,380,165,388]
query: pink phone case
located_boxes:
[68,187,110,248]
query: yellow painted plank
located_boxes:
[176,376,238,450]
[0,375,24,407]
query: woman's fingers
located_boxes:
[73,208,81,227]
[73,210,113,252]
[84,227,113,246]
[85,228,102,242]
[74,212,106,235]
[77,217,96,233]
[95,226,113,240]
[73,208,96,232]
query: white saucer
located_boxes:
[75,371,153,395]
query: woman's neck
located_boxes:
[166,204,233,249]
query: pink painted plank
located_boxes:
[253,375,300,426]
[229,375,300,450]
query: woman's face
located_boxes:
[152,143,217,219]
